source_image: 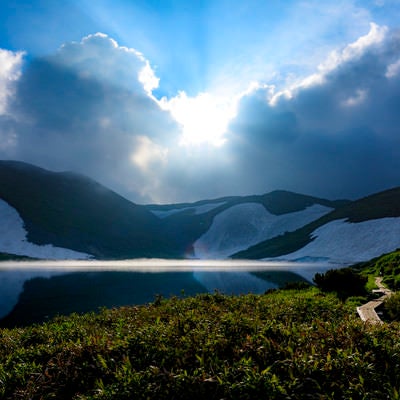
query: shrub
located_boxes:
[313,267,367,300]
[383,292,400,321]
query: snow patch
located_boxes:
[0,199,92,259]
[193,203,332,259]
[282,218,400,264]
[150,202,226,218]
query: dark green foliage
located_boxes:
[313,268,367,299]
[383,293,400,321]
[281,281,311,290]
[1,290,399,399]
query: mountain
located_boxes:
[0,160,176,259]
[147,191,348,258]
[233,187,400,263]
[1,160,399,262]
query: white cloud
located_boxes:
[56,33,158,96]
[331,22,387,67]
[0,49,24,115]
[386,58,400,78]
[341,89,368,107]
[139,61,160,96]
[269,23,388,105]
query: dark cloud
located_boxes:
[1,34,180,202]
[224,30,400,199]
[0,30,399,203]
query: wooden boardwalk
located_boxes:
[357,278,393,324]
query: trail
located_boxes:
[357,277,393,324]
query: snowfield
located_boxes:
[281,217,400,264]
[0,199,91,259]
[150,201,226,218]
[193,203,333,259]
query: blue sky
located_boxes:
[0,0,399,203]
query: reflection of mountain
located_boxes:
[0,268,310,327]
[1,160,400,263]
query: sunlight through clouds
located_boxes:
[159,91,238,147]
[131,136,168,172]
[0,1,400,203]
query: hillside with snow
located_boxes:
[1,160,399,262]
[278,217,400,264]
[0,199,91,259]
[193,203,332,259]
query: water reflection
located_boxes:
[0,259,336,327]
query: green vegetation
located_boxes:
[354,249,400,290]
[351,250,400,322]
[313,267,368,300]
[383,293,400,322]
[1,289,400,399]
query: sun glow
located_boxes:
[159,91,238,147]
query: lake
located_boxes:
[0,259,336,327]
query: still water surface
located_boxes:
[0,259,335,327]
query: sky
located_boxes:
[0,0,399,204]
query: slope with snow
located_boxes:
[150,202,226,218]
[0,199,91,259]
[281,217,400,264]
[193,203,333,259]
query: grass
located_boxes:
[353,249,400,290]
[1,288,400,399]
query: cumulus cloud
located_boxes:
[226,24,400,199]
[0,34,180,202]
[0,25,399,204]
[0,49,24,115]
[0,49,24,155]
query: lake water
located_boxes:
[0,259,336,327]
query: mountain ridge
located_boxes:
[1,160,399,262]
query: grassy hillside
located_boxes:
[1,289,399,399]
[0,161,176,259]
[233,187,400,259]
[353,249,400,290]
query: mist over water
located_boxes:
[0,259,335,324]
